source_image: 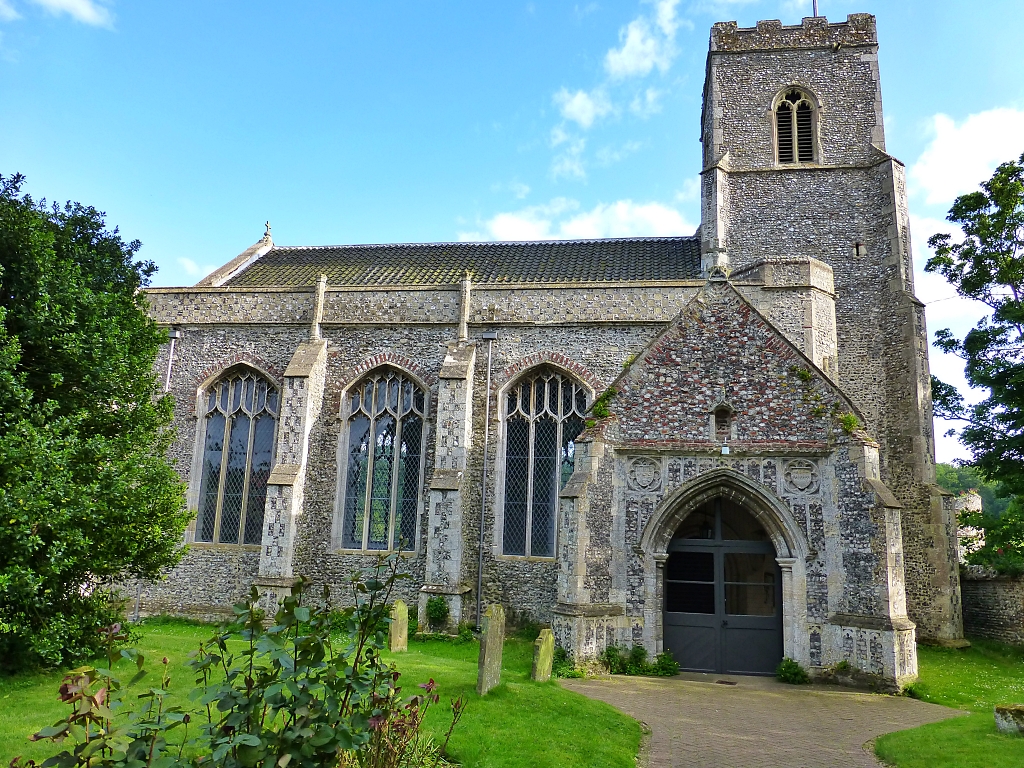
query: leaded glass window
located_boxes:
[775,89,815,164]
[502,370,588,557]
[196,370,278,545]
[341,369,426,551]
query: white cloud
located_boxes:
[675,177,701,202]
[606,19,660,78]
[177,257,216,279]
[30,0,112,26]
[0,1,20,21]
[459,197,695,242]
[553,87,613,129]
[630,87,663,118]
[596,140,642,166]
[909,108,1024,206]
[605,0,682,80]
[510,182,530,200]
[551,134,587,180]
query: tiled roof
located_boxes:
[223,237,702,287]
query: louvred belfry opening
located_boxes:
[775,89,815,164]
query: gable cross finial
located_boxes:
[264,221,272,239]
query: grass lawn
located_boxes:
[875,638,1024,768]
[0,620,640,768]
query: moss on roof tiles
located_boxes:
[223,237,702,287]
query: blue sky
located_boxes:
[2,0,1023,462]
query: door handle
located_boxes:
[721,620,728,628]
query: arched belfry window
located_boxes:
[196,369,278,545]
[341,369,426,552]
[775,89,815,164]
[502,369,588,557]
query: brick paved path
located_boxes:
[561,673,964,768]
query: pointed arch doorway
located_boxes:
[664,497,784,675]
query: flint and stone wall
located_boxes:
[701,14,960,640]
[961,568,1024,646]
[131,14,955,689]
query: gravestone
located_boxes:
[995,705,1024,735]
[531,628,554,682]
[388,599,408,653]
[476,603,505,695]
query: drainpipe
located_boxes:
[476,330,498,630]
[164,328,182,392]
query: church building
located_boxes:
[138,13,963,687]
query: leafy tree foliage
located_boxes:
[14,561,465,768]
[934,462,1010,516]
[927,152,1024,495]
[0,174,189,669]
[959,498,1024,577]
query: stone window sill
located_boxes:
[333,548,419,558]
[495,554,557,563]
[189,542,262,551]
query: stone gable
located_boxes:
[610,282,853,448]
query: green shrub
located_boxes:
[425,595,449,630]
[652,651,681,677]
[625,645,649,675]
[776,657,811,684]
[838,412,860,433]
[600,644,679,677]
[552,646,584,679]
[457,621,475,643]
[408,614,419,637]
[14,556,466,768]
[590,387,617,419]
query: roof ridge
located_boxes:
[271,235,698,251]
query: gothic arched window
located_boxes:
[341,369,426,552]
[196,369,278,545]
[502,369,588,557]
[775,89,815,164]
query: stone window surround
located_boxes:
[184,361,283,547]
[491,363,595,562]
[330,364,430,556]
[768,85,823,167]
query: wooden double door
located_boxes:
[663,499,783,675]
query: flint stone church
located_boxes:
[137,13,964,687]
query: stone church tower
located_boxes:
[700,14,961,641]
[134,14,962,688]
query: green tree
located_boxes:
[0,174,189,669]
[934,462,1010,516]
[927,152,1024,494]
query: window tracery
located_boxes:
[502,369,588,557]
[196,369,278,545]
[340,369,426,552]
[775,89,815,164]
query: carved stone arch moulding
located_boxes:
[639,467,810,562]
[783,459,820,495]
[627,456,663,492]
[335,351,435,395]
[195,353,284,396]
[500,351,601,395]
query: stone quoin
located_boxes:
[134,12,961,688]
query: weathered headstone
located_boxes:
[531,628,555,682]
[476,603,505,695]
[995,704,1024,735]
[388,599,408,653]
